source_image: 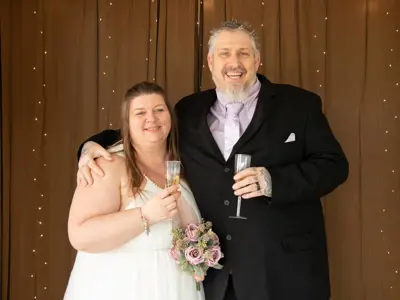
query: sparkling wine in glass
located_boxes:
[230,154,251,220]
[165,161,181,187]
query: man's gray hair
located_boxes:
[208,20,260,56]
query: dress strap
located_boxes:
[143,174,164,190]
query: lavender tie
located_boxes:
[224,102,244,160]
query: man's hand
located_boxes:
[232,167,272,199]
[77,141,112,186]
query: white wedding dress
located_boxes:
[64,177,205,300]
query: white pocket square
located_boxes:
[284,133,296,143]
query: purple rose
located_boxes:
[169,245,180,260]
[185,246,205,265]
[206,247,223,267]
[185,224,200,241]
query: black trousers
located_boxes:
[223,275,237,300]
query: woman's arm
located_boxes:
[68,155,145,253]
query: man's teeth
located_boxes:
[226,73,242,79]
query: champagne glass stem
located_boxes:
[236,196,242,216]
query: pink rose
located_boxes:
[185,224,200,241]
[185,246,205,265]
[169,245,180,260]
[206,247,223,267]
[208,231,219,245]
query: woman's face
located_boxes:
[128,93,171,147]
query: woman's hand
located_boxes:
[141,185,180,225]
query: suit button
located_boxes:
[224,167,230,173]
[224,200,230,206]
[226,234,232,241]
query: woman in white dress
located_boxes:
[64,82,205,300]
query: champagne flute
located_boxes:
[165,160,181,187]
[230,154,251,220]
[165,160,181,226]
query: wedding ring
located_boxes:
[255,181,260,191]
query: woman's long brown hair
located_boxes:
[120,82,179,196]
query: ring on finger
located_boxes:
[255,181,260,191]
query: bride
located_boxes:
[64,82,205,300]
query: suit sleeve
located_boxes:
[268,96,349,204]
[77,129,122,161]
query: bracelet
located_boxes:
[139,207,150,236]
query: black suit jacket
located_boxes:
[78,74,348,300]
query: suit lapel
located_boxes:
[227,77,277,161]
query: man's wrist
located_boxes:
[81,141,92,155]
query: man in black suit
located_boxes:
[76,20,348,300]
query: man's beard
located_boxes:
[213,74,255,103]
[224,83,251,102]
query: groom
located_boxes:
[76,21,348,300]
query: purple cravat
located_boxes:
[224,102,244,160]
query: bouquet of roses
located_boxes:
[169,219,224,291]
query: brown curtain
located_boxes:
[1,0,399,299]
